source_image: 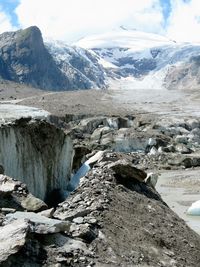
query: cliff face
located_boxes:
[0,26,71,90]
[0,26,107,90]
[0,118,73,201]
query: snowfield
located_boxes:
[74,27,200,90]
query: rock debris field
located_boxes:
[0,82,200,266]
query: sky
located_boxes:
[0,0,200,43]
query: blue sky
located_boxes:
[0,0,200,43]
[160,0,171,24]
[0,0,20,26]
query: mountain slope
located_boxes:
[1,26,200,91]
[46,40,106,89]
[0,27,106,90]
[76,28,200,90]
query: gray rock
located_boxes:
[38,208,55,218]
[0,208,16,214]
[0,219,29,263]
[148,138,157,146]
[108,159,147,182]
[175,144,191,154]
[0,175,16,193]
[54,207,92,221]
[70,223,97,242]
[19,193,48,212]
[175,135,188,144]
[73,217,84,224]
[0,174,47,212]
[6,211,70,234]
[42,233,89,254]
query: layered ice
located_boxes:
[0,104,73,201]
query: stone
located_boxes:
[20,193,48,212]
[182,157,200,168]
[38,208,55,218]
[73,217,84,224]
[42,233,89,254]
[0,175,16,194]
[174,135,188,144]
[70,223,97,243]
[0,174,47,212]
[0,219,29,263]
[90,126,112,141]
[54,207,92,221]
[108,159,147,182]
[6,211,70,234]
[175,144,191,154]
[86,151,105,166]
[72,194,82,203]
[0,208,16,214]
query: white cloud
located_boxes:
[0,8,14,33]
[167,0,200,42]
[15,0,164,43]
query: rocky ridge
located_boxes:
[1,109,200,266]
[1,152,200,266]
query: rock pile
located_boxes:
[1,111,200,266]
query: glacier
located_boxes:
[0,105,73,201]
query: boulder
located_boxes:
[0,219,29,263]
[108,159,147,182]
[174,135,188,144]
[38,208,55,218]
[175,144,191,154]
[0,175,16,194]
[6,211,70,234]
[19,193,48,212]
[0,174,47,212]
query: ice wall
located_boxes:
[0,119,73,201]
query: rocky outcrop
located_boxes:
[6,211,70,234]
[164,58,200,90]
[0,219,29,264]
[0,174,47,211]
[0,118,73,201]
[1,146,200,266]
[0,26,70,90]
[0,26,107,90]
[54,152,200,267]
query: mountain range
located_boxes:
[0,25,200,91]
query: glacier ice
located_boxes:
[0,119,73,201]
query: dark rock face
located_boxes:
[0,26,70,90]
[0,26,107,90]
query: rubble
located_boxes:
[1,113,200,266]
